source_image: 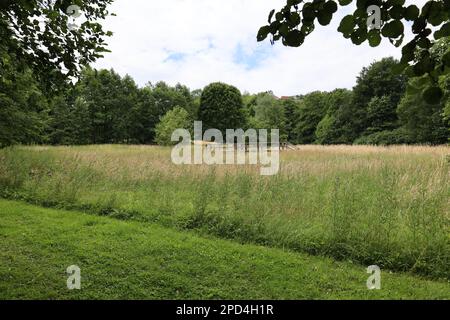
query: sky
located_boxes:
[92,0,428,97]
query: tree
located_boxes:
[198,82,246,134]
[292,91,329,144]
[71,96,93,144]
[397,79,448,144]
[74,68,140,144]
[366,95,398,134]
[47,93,76,145]
[397,37,450,144]
[0,0,113,86]
[254,94,287,132]
[149,82,196,120]
[131,82,196,144]
[258,0,450,104]
[315,114,337,144]
[155,107,192,146]
[282,98,301,142]
[0,0,113,147]
[352,57,408,136]
[315,88,354,144]
[354,57,407,109]
[0,51,49,147]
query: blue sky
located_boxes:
[233,43,273,70]
[93,0,428,96]
[165,52,187,63]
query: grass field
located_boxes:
[0,199,449,299]
[0,144,449,299]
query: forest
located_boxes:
[1,38,449,148]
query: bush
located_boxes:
[155,107,191,146]
[354,128,413,145]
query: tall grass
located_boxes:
[0,144,448,278]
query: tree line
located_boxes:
[1,39,449,147]
[1,1,449,148]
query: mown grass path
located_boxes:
[0,200,448,299]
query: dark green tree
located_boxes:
[282,98,301,142]
[47,93,76,145]
[74,68,140,144]
[198,82,246,134]
[0,0,114,147]
[293,91,329,144]
[133,82,196,143]
[397,37,449,144]
[0,51,48,147]
[352,57,408,135]
[315,88,354,144]
[366,95,398,134]
[254,94,287,133]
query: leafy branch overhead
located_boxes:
[258,0,450,104]
[0,0,114,85]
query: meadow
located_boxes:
[0,145,449,287]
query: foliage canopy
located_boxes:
[0,0,113,86]
[258,0,450,103]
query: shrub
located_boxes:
[354,128,413,145]
[155,107,191,146]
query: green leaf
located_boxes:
[288,12,301,26]
[284,30,305,47]
[269,20,281,34]
[301,23,315,35]
[422,86,443,105]
[389,0,405,6]
[367,29,381,47]
[423,1,445,26]
[279,24,289,37]
[434,22,450,40]
[412,17,426,34]
[338,0,352,5]
[406,84,422,96]
[276,12,284,21]
[338,15,355,36]
[355,0,368,9]
[351,28,367,45]
[318,12,333,26]
[389,5,404,20]
[417,37,431,49]
[302,5,315,22]
[268,9,275,23]
[257,26,270,42]
[404,5,419,21]
[324,1,338,14]
[381,20,404,38]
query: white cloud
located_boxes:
[93,0,429,96]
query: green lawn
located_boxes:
[0,199,448,299]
